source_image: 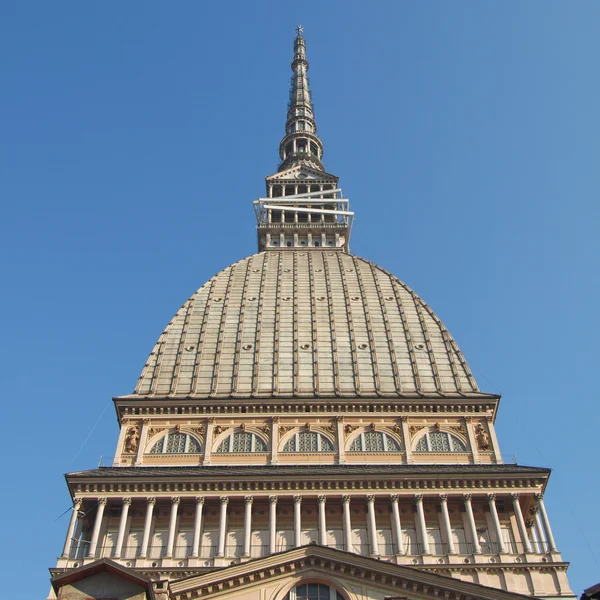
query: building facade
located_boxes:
[49,28,575,600]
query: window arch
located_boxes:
[216,431,268,453]
[348,431,402,452]
[282,431,334,453]
[414,430,467,452]
[283,583,345,600]
[149,432,202,454]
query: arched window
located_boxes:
[283,583,345,600]
[415,431,467,452]
[149,432,201,454]
[216,432,268,453]
[349,431,402,452]
[282,431,334,452]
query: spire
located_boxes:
[278,26,325,172]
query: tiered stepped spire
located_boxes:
[254,27,354,252]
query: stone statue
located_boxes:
[124,426,140,453]
[475,424,491,451]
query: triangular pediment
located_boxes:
[169,545,531,600]
[267,163,338,183]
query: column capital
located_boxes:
[390,494,399,503]
[485,414,494,422]
[317,495,326,504]
[366,494,375,503]
[294,495,303,504]
[464,416,472,423]
[98,497,108,506]
[171,496,181,505]
[462,493,472,501]
[142,417,150,424]
[525,518,535,528]
[529,505,539,515]
[195,496,205,505]
[400,415,408,422]
[220,496,229,505]
[511,492,520,500]
[415,494,424,502]
[487,493,497,501]
[73,498,83,509]
[534,492,543,501]
[439,494,448,501]
[269,495,278,504]
[122,497,132,505]
[342,494,350,504]
[146,496,156,505]
[245,496,254,504]
[336,415,344,422]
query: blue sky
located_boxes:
[1,2,599,597]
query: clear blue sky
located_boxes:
[1,2,598,598]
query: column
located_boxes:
[342,495,352,553]
[113,423,129,466]
[165,497,180,558]
[486,415,503,463]
[318,495,327,546]
[439,494,455,554]
[415,495,430,555]
[464,417,480,464]
[527,517,541,553]
[463,494,481,554]
[135,420,150,465]
[269,496,278,553]
[400,417,412,464]
[243,496,253,557]
[191,497,205,558]
[204,419,214,465]
[139,497,156,558]
[366,495,379,556]
[531,505,546,552]
[336,416,346,464]
[390,495,404,555]
[487,494,506,554]
[113,497,132,558]
[62,498,83,558]
[87,498,107,558]
[534,493,557,552]
[217,496,229,557]
[270,418,279,465]
[294,496,303,548]
[511,493,532,553]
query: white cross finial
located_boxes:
[296,25,304,36]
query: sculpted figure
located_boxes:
[475,424,491,450]
[124,426,140,453]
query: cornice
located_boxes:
[168,545,536,600]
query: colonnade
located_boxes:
[62,492,557,561]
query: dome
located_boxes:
[135,251,479,399]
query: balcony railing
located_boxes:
[69,538,546,561]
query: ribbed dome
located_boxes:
[135,251,479,398]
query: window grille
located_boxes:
[415,431,467,452]
[149,433,201,454]
[282,431,334,452]
[216,432,267,453]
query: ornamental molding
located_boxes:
[71,475,546,495]
[408,425,423,438]
[165,545,572,600]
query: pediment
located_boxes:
[267,164,338,183]
[169,545,531,600]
